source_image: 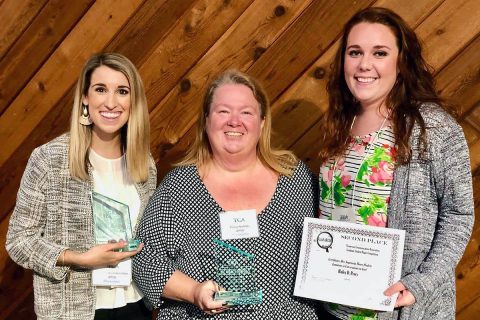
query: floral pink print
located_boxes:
[367,212,387,227]
[341,175,351,187]
[369,160,394,184]
[320,159,352,206]
[351,136,373,155]
[323,165,334,183]
[320,130,396,226]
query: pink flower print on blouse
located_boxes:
[383,144,397,163]
[369,160,394,184]
[322,166,334,184]
[351,136,374,155]
[320,158,353,206]
[367,212,387,227]
[335,158,346,171]
[341,175,351,187]
[321,159,347,185]
[357,146,396,187]
[357,194,388,227]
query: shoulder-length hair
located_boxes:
[177,70,298,177]
[69,52,150,182]
[319,7,444,165]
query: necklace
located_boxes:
[330,115,388,211]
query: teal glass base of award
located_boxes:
[213,239,263,306]
[125,239,141,251]
[91,192,140,252]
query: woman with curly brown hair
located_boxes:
[317,7,473,320]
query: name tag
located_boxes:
[92,259,131,287]
[219,209,259,240]
[332,207,357,224]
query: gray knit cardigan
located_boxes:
[6,134,157,320]
[377,104,474,320]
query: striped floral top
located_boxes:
[319,126,396,320]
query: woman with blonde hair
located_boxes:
[6,52,157,319]
[133,70,319,319]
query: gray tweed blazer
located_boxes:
[6,134,157,320]
[377,104,474,320]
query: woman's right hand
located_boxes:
[192,280,228,315]
[162,271,228,314]
[62,241,143,268]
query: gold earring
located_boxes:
[79,104,92,126]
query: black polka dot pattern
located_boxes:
[133,162,320,319]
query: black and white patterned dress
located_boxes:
[133,162,319,319]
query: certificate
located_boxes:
[294,218,405,311]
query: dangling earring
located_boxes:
[79,104,92,126]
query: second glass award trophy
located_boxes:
[91,192,140,251]
[213,239,263,305]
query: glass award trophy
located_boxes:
[91,192,140,251]
[213,239,263,305]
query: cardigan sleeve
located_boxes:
[148,155,158,195]
[6,146,69,281]
[132,170,177,308]
[400,122,474,302]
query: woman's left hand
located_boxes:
[384,282,416,308]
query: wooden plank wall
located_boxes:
[0,0,478,318]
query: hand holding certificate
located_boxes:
[294,218,405,311]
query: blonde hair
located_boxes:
[177,70,297,177]
[69,52,150,182]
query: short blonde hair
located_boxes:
[69,52,150,182]
[178,70,297,177]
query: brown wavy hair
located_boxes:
[318,7,444,165]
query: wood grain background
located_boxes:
[0,0,478,318]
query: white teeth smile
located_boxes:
[100,111,121,119]
[225,132,243,136]
[356,77,377,83]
